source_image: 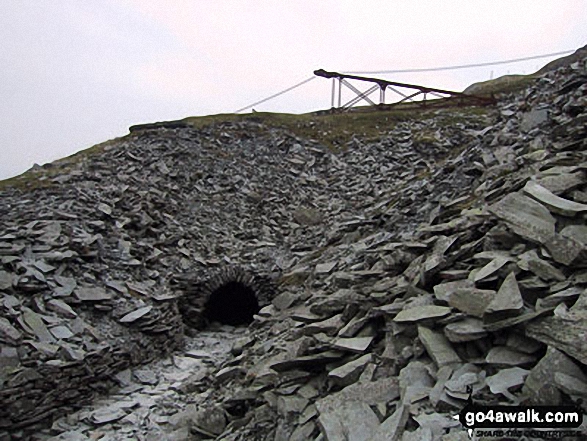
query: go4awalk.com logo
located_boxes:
[453,402,584,439]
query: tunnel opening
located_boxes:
[203,281,260,326]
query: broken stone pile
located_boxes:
[1,48,586,440]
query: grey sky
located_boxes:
[1,0,585,180]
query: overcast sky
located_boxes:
[1,1,585,180]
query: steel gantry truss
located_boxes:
[314,69,496,112]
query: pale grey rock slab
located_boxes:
[444,318,487,342]
[0,270,14,290]
[554,372,587,397]
[505,333,543,354]
[46,299,78,318]
[22,307,55,343]
[215,366,245,382]
[89,407,127,425]
[293,207,322,226]
[433,279,474,303]
[486,367,530,395]
[520,108,549,132]
[489,193,556,244]
[485,346,536,366]
[536,170,586,195]
[332,336,374,353]
[422,235,458,278]
[371,404,409,441]
[191,406,227,437]
[472,256,512,283]
[49,325,74,340]
[315,261,337,274]
[334,377,400,407]
[524,180,587,217]
[523,346,587,405]
[119,305,152,323]
[74,286,113,302]
[418,326,461,368]
[537,286,583,310]
[525,309,587,365]
[0,317,22,344]
[394,305,451,323]
[484,308,550,332]
[561,224,587,245]
[517,249,566,282]
[337,312,370,338]
[545,233,587,267]
[97,203,113,216]
[271,291,298,310]
[399,360,434,404]
[302,313,345,336]
[485,272,524,314]
[448,288,495,317]
[289,421,316,441]
[328,354,372,386]
[445,372,478,394]
[316,398,380,441]
[133,369,159,385]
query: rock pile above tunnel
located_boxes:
[1,50,587,439]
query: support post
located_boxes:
[331,78,336,108]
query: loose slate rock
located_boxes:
[489,193,556,244]
[485,272,523,314]
[523,347,587,405]
[394,305,451,323]
[22,308,55,343]
[448,288,495,317]
[328,354,372,386]
[332,336,374,353]
[119,305,153,323]
[0,271,13,290]
[418,326,461,368]
[486,367,530,395]
[473,256,511,283]
[0,317,22,344]
[316,398,380,441]
[74,286,113,302]
[523,180,587,217]
[433,279,474,303]
[485,346,536,366]
[444,318,487,342]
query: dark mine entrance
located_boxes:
[203,281,260,326]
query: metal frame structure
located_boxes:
[314,69,496,112]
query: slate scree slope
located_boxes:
[1,46,587,440]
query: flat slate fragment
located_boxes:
[332,336,374,353]
[523,180,587,217]
[486,367,530,395]
[444,318,487,342]
[22,308,55,343]
[119,306,153,323]
[485,272,523,314]
[489,192,556,244]
[394,305,451,323]
[74,286,113,302]
[525,311,587,365]
[316,398,380,441]
[328,354,372,386]
[418,326,461,367]
[448,288,495,317]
